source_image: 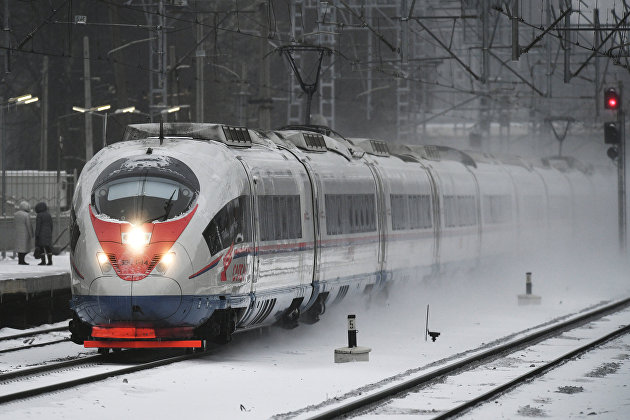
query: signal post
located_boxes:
[619,85,627,253]
[604,85,627,252]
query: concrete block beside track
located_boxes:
[0,271,72,328]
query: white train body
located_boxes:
[68,123,613,348]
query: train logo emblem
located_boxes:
[221,242,235,282]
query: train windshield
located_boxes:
[93,176,196,223]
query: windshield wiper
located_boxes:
[144,189,176,223]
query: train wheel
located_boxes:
[193,340,208,353]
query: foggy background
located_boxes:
[0,0,628,177]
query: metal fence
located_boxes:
[0,170,76,255]
[1,170,75,214]
[0,214,71,256]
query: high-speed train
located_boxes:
[68,123,614,350]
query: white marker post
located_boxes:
[518,272,541,305]
[334,314,371,363]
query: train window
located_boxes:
[391,195,408,230]
[444,196,457,227]
[549,195,570,220]
[483,195,512,224]
[458,195,477,226]
[325,194,376,235]
[444,195,477,227]
[409,195,432,229]
[521,195,544,221]
[92,176,197,223]
[69,207,80,253]
[391,194,432,230]
[258,195,302,241]
[203,196,251,256]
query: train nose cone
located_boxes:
[90,276,183,322]
[131,276,183,321]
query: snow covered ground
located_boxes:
[0,252,70,281]
[0,250,629,419]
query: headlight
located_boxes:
[155,252,175,275]
[96,252,112,274]
[121,227,151,252]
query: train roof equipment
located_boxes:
[277,124,347,141]
[272,128,354,161]
[347,138,391,157]
[388,144,477,168]
[122,123,262,148]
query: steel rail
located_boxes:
[0,354,103,382]
[0,349,211,405]
[0,326,68,342]
[0,338,70,354]
[303,297,630,420]
[433,323,630,419]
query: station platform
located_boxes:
[0,253,72,328]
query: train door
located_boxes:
[235,148,315,328]
[420,162,442,270]
[235,156,258,292]
[289,153,322,311]
[365,161,387,283]
[465,166,483,262]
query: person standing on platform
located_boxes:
[14,201,33,265]
[35,202,54,265]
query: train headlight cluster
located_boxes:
[122,227,152,252]
[96,252,112,274]
[156,252,176,274]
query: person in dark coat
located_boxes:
[14,201,34,265]
[35,201,54,265]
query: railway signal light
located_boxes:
[604,122,620,144]
[607,146,619,161]
[604,88,621,110]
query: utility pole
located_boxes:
[237,63,248,126]
[481,0,489,82]
[195,15,204,123]
[3,0,9,73]
[40,56,48,170]
[0,96,4,219]
[169,45,178,107]
[594,8,601,118]
[83,36,93,162]
[563,0,571,83]
[479,0,490,149]
[0,95,3,259]
[257,1,271,129]
[108,2,129,108]
[146,0,168,120]
[511,0,519,61]
[619,82,627,252]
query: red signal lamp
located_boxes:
[604,88,621,110]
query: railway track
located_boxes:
[0,325,68,342]
[0,347,213,405]
[0,325,70,354]
[284,297,630,420]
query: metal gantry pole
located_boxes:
[0,98,4,259]
[1,97,4,219]
[102,112,108,148]
[83,36,93,162]
[195,14,204,123]
[619,82,627,252]
[40,56,49,170]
